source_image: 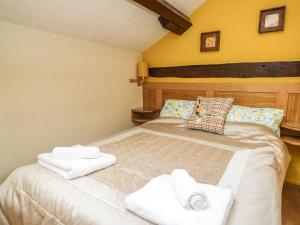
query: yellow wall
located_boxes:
[0,21,142,183]
[143,0,300,185]
[143,0,300,66]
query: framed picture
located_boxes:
[259,6,286,33]
[201,31,220,52]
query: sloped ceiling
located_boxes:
[0,0,205,51]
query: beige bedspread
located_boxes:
[0,119,290,225]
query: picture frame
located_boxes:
[200,31,220,52]
[259,6,286,33]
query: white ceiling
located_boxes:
[0,0,205,51]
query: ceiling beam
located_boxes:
[158,16,186,35]
[132,0,192,35]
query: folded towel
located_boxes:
[125,175,233,225]
[171,169,208,210]
[38,152,116,179]
[52,145,101,159]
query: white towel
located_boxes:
[38,152,116,179]
[52,145,101,159]
[171,169,208,210]
[125,175,233,225]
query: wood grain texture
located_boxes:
[158,16,186,35]
[281,122,300,132]
[147,89,160,109]
[214,91,277,108]
[162,89,206,105]
[281,122,300,138]
[149,61,300,78]
[282,183,300,225]
[143,82,300,123]
[132,0,192,35]
[281,136,300,146]
[286,94,300,123]
[131,108,160,124]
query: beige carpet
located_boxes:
[282,183,300,225]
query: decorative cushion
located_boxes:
[160,99,196,120]
[187,97,234,135]
[226,105,284,132]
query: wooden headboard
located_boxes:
[143,82,300,123]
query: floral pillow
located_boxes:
[160,99,196,120]
[226,105,284,132]
[187,97,234,135]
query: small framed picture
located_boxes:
[201,31,220,52]
[259,6,286,33]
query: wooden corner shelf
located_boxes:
[131,108,160,124]
[281,122,300,147]
[281,122,300,132]
[281,135,300,147]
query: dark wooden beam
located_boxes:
[132,0,192,35]
[158,16,186,35]
[149,61,300,78]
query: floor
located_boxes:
[282,183,300,225]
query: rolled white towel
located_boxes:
[52,145,101,159]
[171,169,208,210]
[125,175,233,225]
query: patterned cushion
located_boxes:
[226,105,284,132]
[187,97,234,135]
[160,99,196,120]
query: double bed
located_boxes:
[1,80,299,225]
[0,118,290,225]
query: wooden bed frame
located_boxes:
[143,82,300,123]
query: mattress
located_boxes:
[0,118,290,225]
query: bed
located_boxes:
[0,118,290,225]
[1,81,299,225]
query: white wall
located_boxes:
[0,20,142,182]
